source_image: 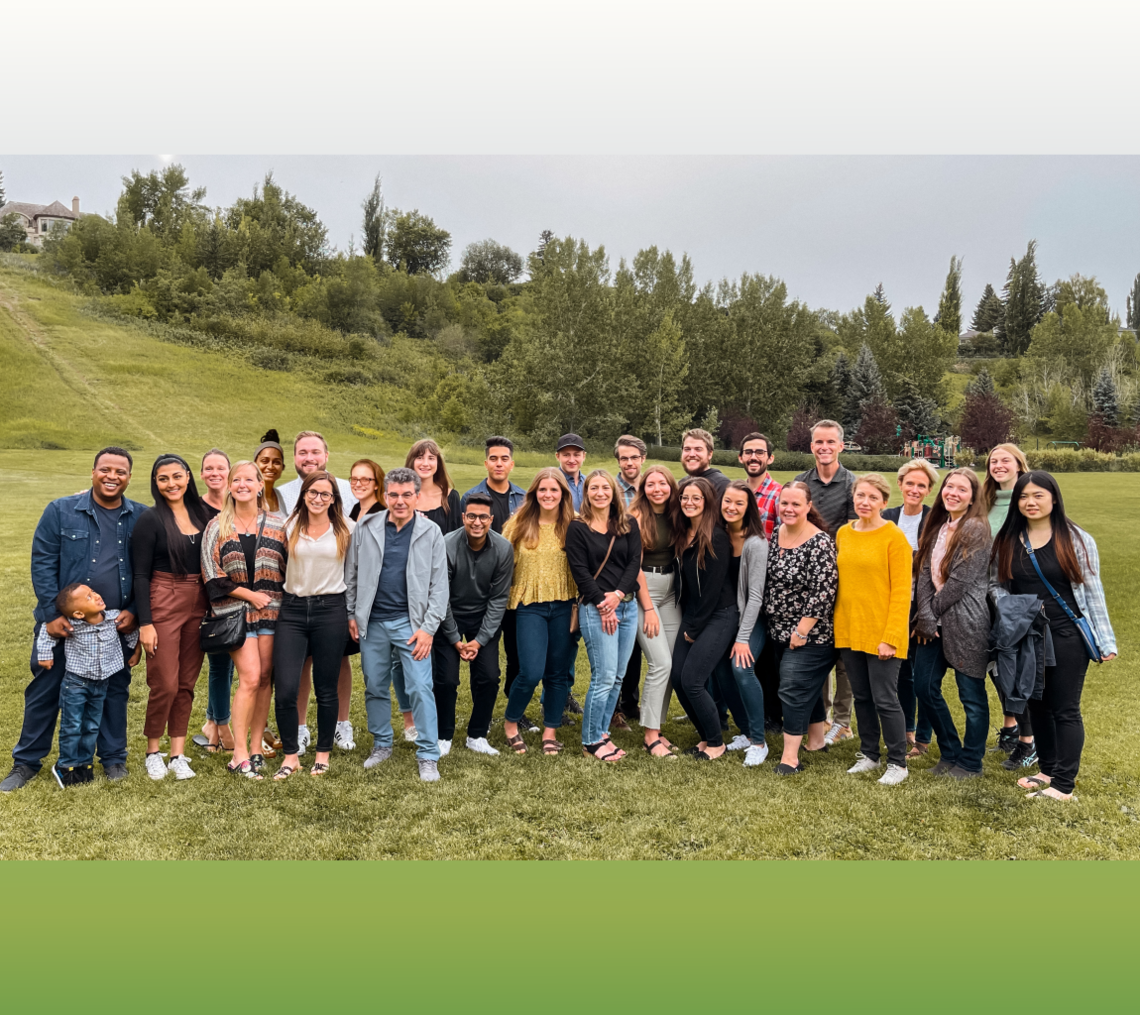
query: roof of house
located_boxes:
[0,200,80,221]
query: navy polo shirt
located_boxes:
[371,516,414,621]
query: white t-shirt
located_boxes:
[283,518,355,596]
[897,509,923,551]
[277,475,357,516]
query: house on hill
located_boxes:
[0,197,84,247]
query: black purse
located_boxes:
[199,513,265,653]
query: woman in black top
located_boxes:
[670,476,737,759]
[134,454,211,781]
[407,439,462,533]
[566,470,643,760]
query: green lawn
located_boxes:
[1,265,1139,859]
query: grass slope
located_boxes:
[1,266,1138,859]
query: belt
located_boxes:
[642,563,675,574]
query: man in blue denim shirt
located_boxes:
[1,447,145,792]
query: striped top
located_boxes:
[201,512,287,629]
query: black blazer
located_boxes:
[882,503,930,539]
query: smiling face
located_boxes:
[535,477,564,513]
[586,475,613,514]
[412,449,438,482]
[229,464,263,505]
[255,447,285,485]
[810,426,841,467]
[91,453,132,504]
[778,486,809,526]
[615,444,645,483]
[899,469,931,509]
[739,438,772,477]
[853,481,886,520]
[294,437,328,478]
[201,453,230,493]
[642,470,672,507]
[304,478,334,518]
[463,502,492,542]
[941,473,974,516]
[720,486,749,527]
[681,438,712,475]
[988,448,1020,489]
[1018,481,1054,521]
[155,462,190,504]
[350,465,378,502]
[679,484,705,519]
[485,445,515,484]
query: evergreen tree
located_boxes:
[0,169,6,206]
[964,368,995,397]
[361,174,385,260]
[853,397,901,454]
[872,283,890,311]
[893,376,940,438]
[1091,366,1119,426]
[1130,391,1140,428]
[937,255,963,337]
[830,350,852,425]
[846,343,886,430]
[1001,240,1046,355]
[971,283,1005,333]
[1127,272,1140,330]
[533,229,554,264]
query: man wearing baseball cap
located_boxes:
[555,433,587,512]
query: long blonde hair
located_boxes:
[286,470,351,558]
[506,467,575,550]
[577,469,631,536]
[217,461,264,540]
[982,442,1029,512]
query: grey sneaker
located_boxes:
[929,759,954,776]
[947,765,981,780]
[0,764,36,792]
[103,763,129,782]
[418,759,441,782]
[878,763,909,786]
[847,756,882,774]
[363,745,393,770]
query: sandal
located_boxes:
[644,739,677,759]
[583,742,622,763]
[906,743,929,758]
[542,740,563,755]
[774,761,804,776]
[260,740,277,759]
[227,760,263,781]
[694,748,726,760]
[264,729,283,750]
[310,762,330,777]
[249,753,266,773]
[273,764,300,781]
[506,734,527,754]
[1018,774,1051,790]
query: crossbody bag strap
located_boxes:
[1021,534,1082,627]
[594,536,616,581]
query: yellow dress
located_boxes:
[504,519,578,609]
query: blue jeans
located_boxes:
[57,673,109,770]
[205,652,234,724]
[714,623,767,744]
[896,649,933,743]
[580,599,639,746]
[506,600,575,729]
[13,623,131,772]
[912,639,989,772]
[360,616,439,761]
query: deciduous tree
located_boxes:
[361,174,385,261]
[960,392,1015,453]
[385,209,451,276]
[457,239,523,285]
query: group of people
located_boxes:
[4,419,1117,801]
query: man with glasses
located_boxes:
[433,493,514,756]
[613,435,647,725]
[347,467,448,782]
[739,432,781,538]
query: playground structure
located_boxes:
[901,434,960,468]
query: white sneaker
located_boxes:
[404,726,418,742]
[334,720,355,750]
[297,725,311,756]
[168,754,196,780]
[847,756,882,774]
[438,739,452,757]
[466,736,500,756]
[726,734,751,751]
[145,753,168,780]
[743,743,769,767]
[878,763,909,786]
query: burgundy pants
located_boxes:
[143,573,207,739]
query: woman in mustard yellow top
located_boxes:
[834,473,913,785]
[502,467,578,755]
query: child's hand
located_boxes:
[128,645,142,667]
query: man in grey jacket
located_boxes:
[433,493,514,758]
[346,467,448,782]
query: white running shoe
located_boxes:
[743,742,769,767]
[847,756,882,774]
[297,725,311,756]
[878,764,909,786]
[438,739,452,757]
[466,736,500,756]
[824,722,853,745]
[334,720,355,750]
[404,726,418,742]
[168,754,196,780]
[726,734,751,751]
[145,753,168,780]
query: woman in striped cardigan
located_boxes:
[201,461,287,779]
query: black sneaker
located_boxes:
[0,764,36,792]
[566,694,584,715]
[51,764,66,789]
[1002,740,1038,770]
[995,725,1019,753]
[520,712,541,733]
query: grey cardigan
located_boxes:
[915,517,992,678]
[345,511,449,640]
[735,535,769,643]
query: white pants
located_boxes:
[636,569,681,730]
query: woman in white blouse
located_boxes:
[272,471,355,778]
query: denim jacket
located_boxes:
[461,478,527,517]
[31,490,146,624]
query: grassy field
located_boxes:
[1,265,1138,859]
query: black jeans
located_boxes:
[501,609,519,697]
[776,640,835,736]
[670,606,738,748]
[841,649,907,767]
[1027,626,1089,795]
[757,636,783,726]
[273,593,348,755]
[432,625,502,741]
[992,676,1033,737]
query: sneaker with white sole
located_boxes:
[466,736,500,756]
[404,726,418,742]
[168,755,196,780]
[847,756,882,774]
[145,753,168,780]
[334,720,355,751]
[438,739,452,757]
[297,725,311,756]
[726,734,751,751]
[363,745,392,769]
[418,759,440,782]
[824,722,854,746]
[878,763,909,786]
[743,743,769,767]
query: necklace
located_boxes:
[235,512,259,534]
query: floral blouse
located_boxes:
[762,530,839,645]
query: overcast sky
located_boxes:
[6,155,1140,321]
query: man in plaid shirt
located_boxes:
[739,432,781,538]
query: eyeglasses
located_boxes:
[305,491,334,502]
[349,477,375,486]
[616,455,644,465]
[741,450,768,458]
[464,513,492,523]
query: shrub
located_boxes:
[323,366,374,386]
[249,347,292,372]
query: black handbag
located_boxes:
[198,513,265,653]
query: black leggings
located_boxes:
[1027,626,1090,794]
[670,606,738,747]
[273,593,348,755]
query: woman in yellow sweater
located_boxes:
[834,473,913,785]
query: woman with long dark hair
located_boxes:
[134,455,212,781]
[912,467,992,779]
[407,439,463,534]
[763,481,838,775]
[272,471,354,778]
[254,430,287,516]
[628,466,684,758]
[671,476,737,760]
[991,471,1116,800]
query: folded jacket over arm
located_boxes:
[990,594,1055,714]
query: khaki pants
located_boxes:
[822,654,853,728]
